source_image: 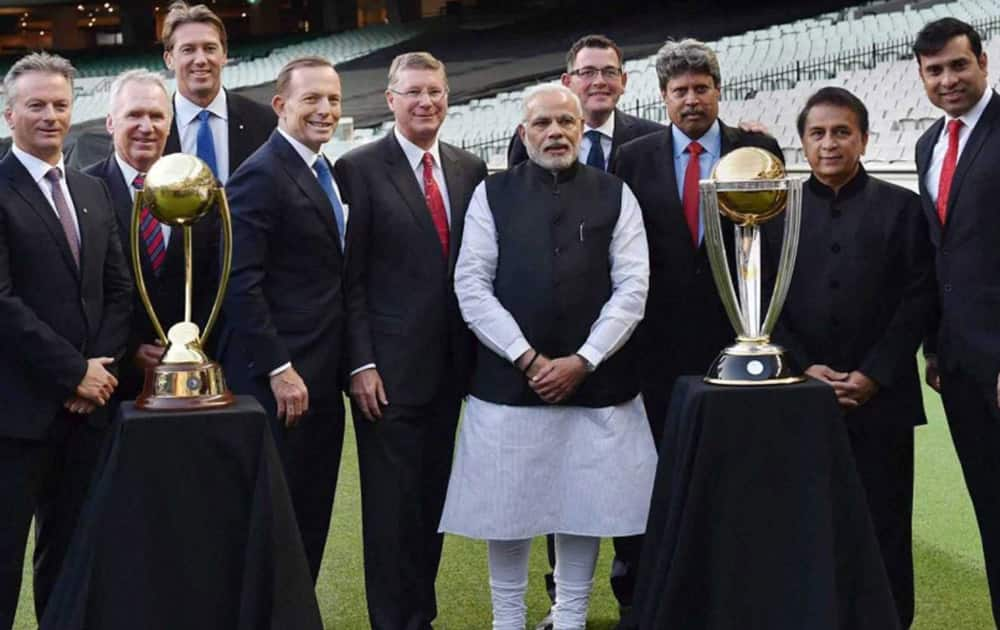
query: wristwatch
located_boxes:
[576,354,596,373]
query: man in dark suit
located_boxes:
[913,18,1000,625]
[0,52,132,628]
[85,69,217,402]
[507,34,662,172]
[160,2,275,184]
[219,56,347,582]
[613,40,780,626]
[334,52,487,630]
[770,87,936,628]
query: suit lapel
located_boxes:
[916,117,943,243]
[65,168,97,282]
[4,154,80,278]
[609,109,632,169]
[382,134,442,247]
[165,106,182,156]
[272,132,343,251]
[656,126,700,257]
[946,92,1000,228]
[226,90,252,170]
[440,144,467,272]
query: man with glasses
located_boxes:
[335,52,487,630]
[507,34,663,172]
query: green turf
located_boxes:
[12,372,996,628]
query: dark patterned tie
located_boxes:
[585,129,607,171]
[422,152,449,258]
[43,167,79,267]
[133,173,166,275]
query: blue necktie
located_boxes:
[585,129,606,171]
[196,110,218,179]
[312,157,346,251]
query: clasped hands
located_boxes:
[805,364,878,409]
[517,350,589,404]
[65,357,119,415]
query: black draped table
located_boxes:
[41,397,323,630]
[627,377,900,630]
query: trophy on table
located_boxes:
[700,147,805,385]
[131,153,234,410]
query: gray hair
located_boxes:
[109,69,170,115]
[654,39,721,91]
[521,83,582,121]
[387,51,447,89]
[4,52,76,107]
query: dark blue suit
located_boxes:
[0,151,132,626]
[916,90,1000,625]
[219,130,346,581]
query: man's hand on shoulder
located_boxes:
[271,366,309,427]
[738,120,770,135]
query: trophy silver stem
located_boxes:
[184,225,193,324]
[701,180,747,338]
[735,224,762,339]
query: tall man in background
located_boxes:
[85,70,216,403]
[335,52,487,630]
[161,1,275,183]
[913,17,1000,625]
[0,52,132,628]
[507,34,662,171]
[221,56,348,582]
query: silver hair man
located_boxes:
[108,68,170,113]
[654,38,722,91]
[3,52,75,107]
[519,83,584,171]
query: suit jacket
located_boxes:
[767,170,936,429]
[83,154,220,401]
[219,131,347,408]
[335,132,487,407]
[0,152,132,438]
[164,89,277,177]
[916,90,1000,385]
[613,121,782,384]
[507,108,663,171]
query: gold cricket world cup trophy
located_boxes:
[700,147,805,385]
[131,153,234,409]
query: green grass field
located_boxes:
[13,374,995,629]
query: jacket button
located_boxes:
[554,247,560,255]
[831,243,841,253]
[829,280,839,289]
[943,283,952,293]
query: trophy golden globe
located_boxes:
[701,147,805,385]
[130,153,234,410]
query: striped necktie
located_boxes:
[133,173,166,275]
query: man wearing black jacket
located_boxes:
[770,87,936,628]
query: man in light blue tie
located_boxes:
[219,56,348,582]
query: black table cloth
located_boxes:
[628,377,899,630]
[41,397,323,630]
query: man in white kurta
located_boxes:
[439,84,657,630]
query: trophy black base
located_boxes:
[705,343,804,386]
[136,361,234,411]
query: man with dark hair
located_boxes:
[913,17,1000,624]
[220,56,347,582]
[0,52,132,628]
[507,33,662,171]
[161,1,275,183]
[335,52,487,630]
[770,87,935,628]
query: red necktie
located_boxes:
[422,152,449,258]
[682,141,704,247]
[936,119,963,225]
[133,173,166,275]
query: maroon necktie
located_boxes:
[422,152,449,258]
[133,173,166,275]
[682,141,704,247]
[44,167,80,268]
[936,119,963,225]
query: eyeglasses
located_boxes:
[388,87,448,102]
[568,66,623,80]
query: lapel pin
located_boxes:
[239,124,245,131]
[82,207,88,214]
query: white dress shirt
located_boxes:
[175,89,231,184]
[924,87,993,203]
[393,126,452,225]
[580,114,615,166]
[11,144,80,240]
[115,153,172,248]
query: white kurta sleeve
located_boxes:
[576,182,650,367]
[454,182,532,364]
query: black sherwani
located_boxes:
[766,168,936,628]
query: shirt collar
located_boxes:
[394,125,441,171]
[807,163,869,200]
[175,88,228,127]
[671,119,721,159]
[11,143,65,184]
[277,127,323,169]
[944,87,992,135]
[114,153,142,190]
[584,112,615,140]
